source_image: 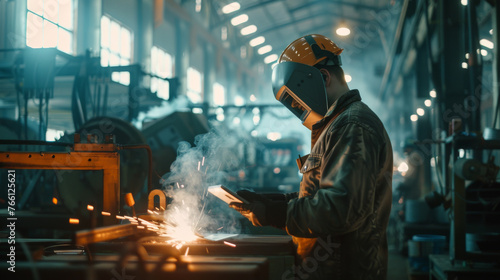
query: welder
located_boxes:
[230,34,393,280]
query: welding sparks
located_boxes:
[69,218,79,224]
[52,197,58,205]
[217,226,224,231]
[224,241,236,247]
[101,211,111,216]
[202,156,205,166]
[116,215,125,220]
[198,161,201,171]
[185,247,190,256]
[87,205,94,211]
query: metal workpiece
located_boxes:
[75,224,141,245]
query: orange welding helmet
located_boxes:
[272,34,343,130]
[279,34,343,66]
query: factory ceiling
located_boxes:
[209,0,397,65]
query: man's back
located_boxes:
[286,90,393,279]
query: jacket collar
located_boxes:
[310,89,361,146]
[312,89,361,131]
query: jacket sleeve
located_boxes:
[286,123,382,237]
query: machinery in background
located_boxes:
[56,117,150,215]
[142,111,210,189]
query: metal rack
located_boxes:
[441,134,500,264]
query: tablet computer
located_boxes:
[208,185,249,204]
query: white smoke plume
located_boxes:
[160,124,249,237]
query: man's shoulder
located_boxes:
[328,100,385,136]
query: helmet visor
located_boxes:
[272,62,328,128]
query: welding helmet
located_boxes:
[272,34,343,129]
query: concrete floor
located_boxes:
[387,249,410,280]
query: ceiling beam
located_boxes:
[244,10,371,42]
[211,0,284,29]
[289,0,385,14]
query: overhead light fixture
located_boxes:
[264,54,278,64]
[234,95,245,106]
[481,49,488,56]
[411,114,418,122]
[461,0,467,5]
[480,39,494,49]
[336,27,351,36]
[241,25,257,36]
[257,45,272,55]
[462,62,468,69]
[222,2,240,14]
[231,14,248,26]
[249,36,265,47]
[490,29,493,35]
[429,89,437,98]
[344,74,352,83]
[416,108,425,116]
[424,99,432,107]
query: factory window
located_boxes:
[187,67,203,103]
[100,15,133,86]
[213,82,225,106]
[151,46,173,100]
[26,0,75,54]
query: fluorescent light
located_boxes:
[249,36,265,47]
[398,162,409,173]
[241,25,257,36]
[253,115,260,125]
[222,2,240,14]
[257,45,272,55]
[429,89,437,98]
[267,132,281,141]
[192,108,203,114]
[344,74,352,83]
[480,39,494,49]
[234,95,244,106]
[416,108,425,116]
[231,14,248,26]
[424,99,432,107]
[264,54,278,64]
[336,27,350,36]
[410,114,418,122]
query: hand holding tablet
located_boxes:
[208,185,250,204]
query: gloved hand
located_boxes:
[260,192,298,202]
[229,190,287,228]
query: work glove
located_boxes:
[229,190,288,228]
[260,192,298,202]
